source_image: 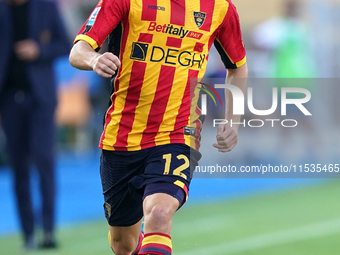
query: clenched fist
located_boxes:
[92,52,121,78]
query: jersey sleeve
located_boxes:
[214,2,246,69]
[74,0,129,50]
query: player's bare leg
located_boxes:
[143,193,179,234]
[139,193,179,255]
[109,219,143,255]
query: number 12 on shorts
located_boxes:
[163,153,189,180]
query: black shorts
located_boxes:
[100,143,201,227]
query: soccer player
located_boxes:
[69,0,247,254]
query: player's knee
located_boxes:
[145,203,175,227]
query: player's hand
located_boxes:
[92,52,121,78]
[213,124,238,153]
[14,39,40,62]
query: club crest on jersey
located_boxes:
[193,11,206,28]
[104,202,112,218]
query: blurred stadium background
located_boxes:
[1,0,340,254]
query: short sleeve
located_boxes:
[74,0,129,50]
[214,2,246,69]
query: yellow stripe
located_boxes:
[174,180,189,203]
[155,0,171,24]
[142,235,172,248]
[154,68,187,146]
[174,180,185,189]
[185,0,200,29]
[108,231,111,246]
[211,0,229,32]
[127,64,161,150]
[185,82,201,149]
[74,34,99,49]
[236,56,247,68]
[125,0,169,149]
[101,91,128,148]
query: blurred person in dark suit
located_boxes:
[0,0,69,249]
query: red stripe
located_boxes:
[175,180,188,197]
[138,33,153,43]
[194,122,202,149]
[100,19,130,149]
[194,42,204,52]
[208,30,217,50]
[144,233,171,239]
[170,0,185,26]
[206,30,218,62]
[166,37,182,48]
[141,243,172,252]
[113,61,147,150]
[119,18,130,69]
[182,183,188,195]
[142,0,157,21]
[139,251,165,255]
[194,107,202,150]
[199,0,214,32]
[181,184,189,205]
[192,72,202,150]
[140,66,176,149]
[169,69,199,144]
[99,84,118,148]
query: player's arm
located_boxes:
[213,63,248,153]
[212,2,247,153]
[69,0,128,78]
[69,41,120,78]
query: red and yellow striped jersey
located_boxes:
[75,0,246,151]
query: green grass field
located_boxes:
[1,180,340,255]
